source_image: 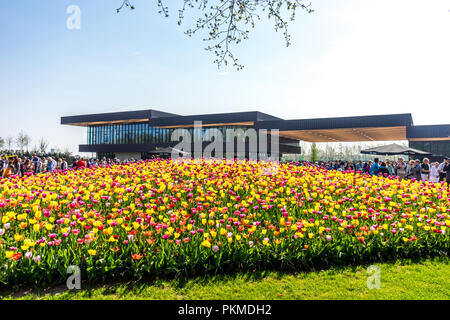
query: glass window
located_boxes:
[137,124,141,144]
[135,124,139,144]
[142,124,146,144]
[130,124,134,144]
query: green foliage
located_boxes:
[310,142,318,162]
[3,257,450,300]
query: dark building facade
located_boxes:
[61,110,450,160]
[407,125,450,160]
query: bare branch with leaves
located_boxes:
[117,0,313,70]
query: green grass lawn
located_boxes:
[2,257,450,300]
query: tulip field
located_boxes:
[0,159,449,287]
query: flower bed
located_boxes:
[0,159,449,286]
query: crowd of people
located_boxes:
[309,157,450,182]
[0,154,67,178]
[1,153,450,183]
[0,154,136,178]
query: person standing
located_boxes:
[13,156,22,177]
[378,162,389,176]
[23,159,33,175]
[56,158,62,170]
[2,161,13,178]
[420,158,431,182]
[395,158,407,179]
[370,158,380,176]
[429,162,440,183]
[406,160,414,179]
[31,153,40,174]
[364,161,371,174]
[445,160,450,185]
[407,159,421,180]
[0,156,5,177]
[41,158,48,173]
[47,157,56,173]
[386,160,395,176]
[437,158,448,182]
[355,160,363,172]
[20,157,26,176]
[412,160,422,180]
[76,157,87,169]
[60,158,68,171]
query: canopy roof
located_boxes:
[360,143,431,155]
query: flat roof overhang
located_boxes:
[79,142,300,154]
[155,122,255,129]
[61,109,179,127]
[149,111,282,127]
[257,113,413,142]
[276,126,407,142]
[406,125,450,141]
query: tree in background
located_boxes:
[117,0,314,70]
[323,143,336,161]
[24,135,31,152]
[310,142,318,162]
[298,141,405,162]
[39,137,50,154]
[5,136,14,151]
[0,137,4,150]
[15,131,32,152]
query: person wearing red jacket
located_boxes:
[75,157,87,169]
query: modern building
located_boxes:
[61,110,450,161]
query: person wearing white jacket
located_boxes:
[430,162,440,183]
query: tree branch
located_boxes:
[117,1,314,70]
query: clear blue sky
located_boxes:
[1,0,449,154]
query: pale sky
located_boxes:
[1,0,449,154]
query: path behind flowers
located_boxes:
[3,257,449,300]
